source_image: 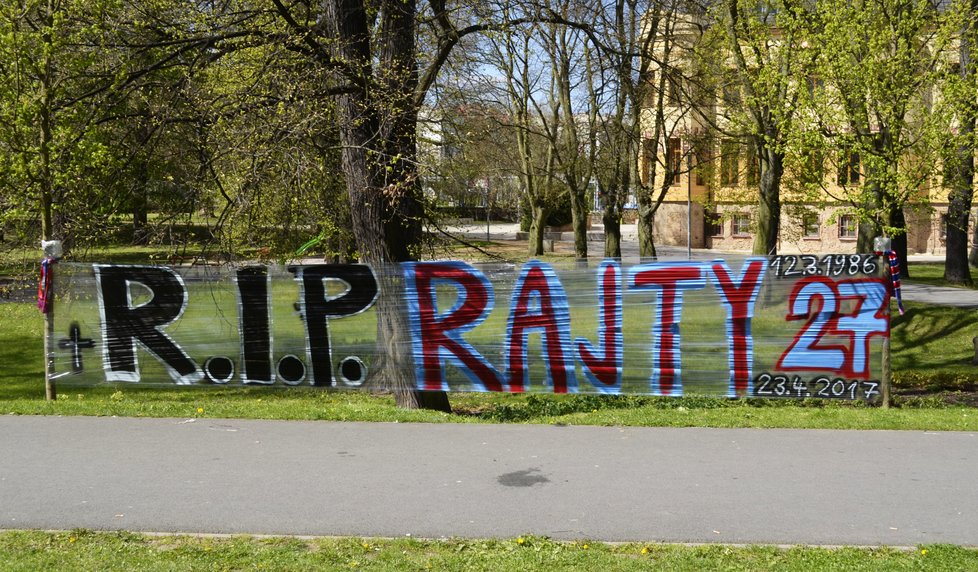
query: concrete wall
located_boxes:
[649,203,706,248]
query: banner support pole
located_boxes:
[881,336,891,409]
[45,308,56,400]
[40,240,61,401]
[874,236,893,409]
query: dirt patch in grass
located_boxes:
[895,388,978,408]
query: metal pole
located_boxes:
[881,336,891,409]
[881,253,892,409]
[45,308,56,400]
[41,240,62,401]
[486,186,490,242]
[873,237,892,409]
[687,152,692,260]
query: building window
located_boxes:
[806,76,824,98]
[694,143,711,186]
[755,2,779,23]
[732,213,751,236]
[944,162,955,188]
[720,141,740,186]
[802,213,820,238]
[837,150,860,186]
[722,83,741,107]
[838,214,857,239]
[666,138,682,186]
[703,211,723,238]
[643,72,656,107]
[668,76,683,105]
[712,221,726,237]
[940,213,949,239]
[746,145,759,187]
[944,143,960,188]
[803,148,824,185]
[642,139,655,185]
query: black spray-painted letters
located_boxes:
[94,264,378,386]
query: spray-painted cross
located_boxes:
[58,322,94,373]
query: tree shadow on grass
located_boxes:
[890,305,978,369]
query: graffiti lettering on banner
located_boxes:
[47,257,890,399]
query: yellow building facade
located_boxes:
[638,10,970,255]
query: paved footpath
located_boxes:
[1,416,976,546]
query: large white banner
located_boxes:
[47,255,890,399]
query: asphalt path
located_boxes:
[1,416,976,546]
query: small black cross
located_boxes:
[58,322,95,373]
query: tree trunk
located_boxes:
[888,205,910,279]
[945,168,972,283]
[955,0,978,275]
[324,0,449,412]
[373,269,450,411]
[856,220,878,254]
[528,204,547,256]
[603,204,622,259]
[39,0,55,246]
[752,146,783,256]
[945,88,974,283]
[570,187,588,260]
[133,199,148,243]
[637,205,657,261]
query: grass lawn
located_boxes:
[905,262,978,290]
[1,531,975,571]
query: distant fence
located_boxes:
[47,255,891,399]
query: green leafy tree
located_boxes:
[266,0,570,409]
[809,0,959,273]
[947,0,978,282]
[425,104,523,230]
[0,0,122,249]
[186,34,351,261]
[713,0,812,256]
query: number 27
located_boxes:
[777,277,889,378]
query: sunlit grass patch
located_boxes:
[0,531,975,571]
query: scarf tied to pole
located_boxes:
[37,257,55,314]
[874,249,905,316]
